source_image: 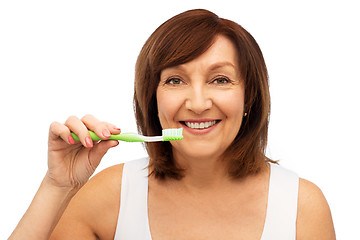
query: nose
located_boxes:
[185,84,212,114]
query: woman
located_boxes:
[10,9,335,239]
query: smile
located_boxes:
[181,120,220,129]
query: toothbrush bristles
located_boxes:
[162,128,183,141]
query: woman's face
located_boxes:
[156,35,245,161]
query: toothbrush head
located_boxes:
[162,128,183,141]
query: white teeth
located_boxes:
[185,120,217,129]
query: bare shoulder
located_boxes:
[296,178,336,240]
[51,163,125,240]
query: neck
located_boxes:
[172,150,232,193]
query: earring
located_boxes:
[244,112,248,117]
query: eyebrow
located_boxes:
[171,61,236,72]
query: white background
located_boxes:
[1,0,359,238]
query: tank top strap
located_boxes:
[114,157,151,240]
[261,163,299,240]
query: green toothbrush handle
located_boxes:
[71,131,145,142]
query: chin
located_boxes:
[172,141,225,161]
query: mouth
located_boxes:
[180,120,221,130]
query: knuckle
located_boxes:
[49,121,69,137]
[66,115,78,124]
[100,121,109,128]
[81,114,94,122]
[49,121,59,129]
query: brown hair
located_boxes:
[134,9,274,180]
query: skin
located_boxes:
[9,35,335,239]
[156,35,246,186]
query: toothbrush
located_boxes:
[70,128,183,142]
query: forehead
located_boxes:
[164,35,239,73]
[203,35,238,63]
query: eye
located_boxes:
[212,77,230,85]
[165,77,183,85]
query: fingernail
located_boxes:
[85,137,93,147]
[102,129,111,138]
[68,136,75,144]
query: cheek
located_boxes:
[156,90,185,127]
[215,89,245,119]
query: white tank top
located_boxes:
[114,158,299,239]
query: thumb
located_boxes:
[88,140,119,170]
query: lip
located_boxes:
[179,119,221,135]
[181,118,219,123]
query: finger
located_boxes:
[65,115,93,148]
[81,114,120,139]
[49,121,74,145]
[89,140,119,169]
[81,114,109,139]
[104,122,121,135]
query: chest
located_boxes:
[148,180,268,240]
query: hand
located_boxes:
[46,115,120,190]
